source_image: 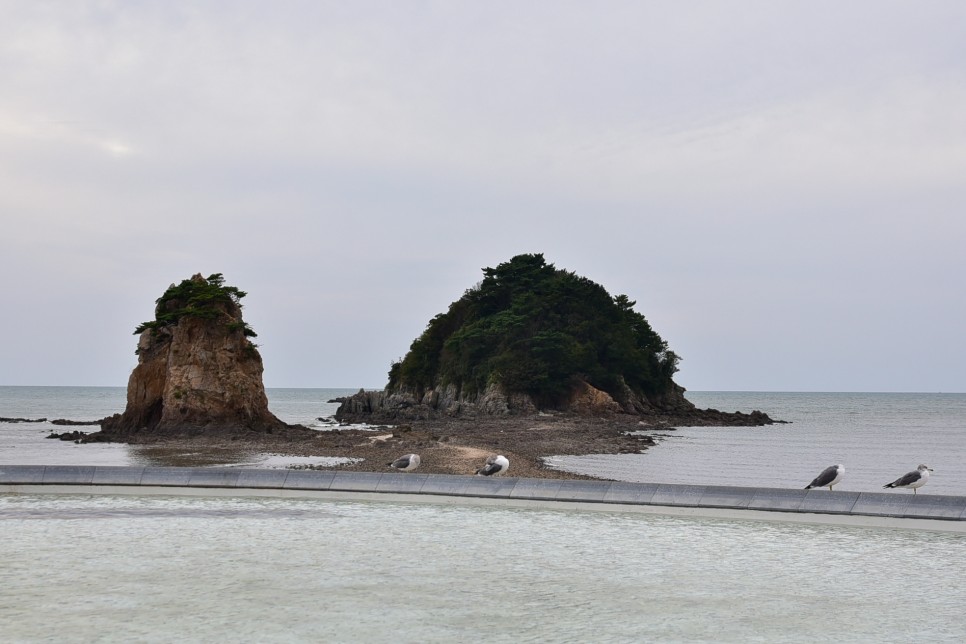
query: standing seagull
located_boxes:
[387,453,421,472]
[884,464,933,494]
[805,464,845,491]
[476,454,510,476]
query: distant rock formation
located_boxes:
[335,381,776,426]
[335,253,778,427]
[336,378,699,423]
[336,383,535,422]
[99,273,289,436]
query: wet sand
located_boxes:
[121,414,669,479]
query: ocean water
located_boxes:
[546,392,966,495]
[0,386,359,468]
[3,388,966,642]
[0,386,358,426]
[2,388,965,494]
[2,494,965,643]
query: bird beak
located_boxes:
[928,467,935,471]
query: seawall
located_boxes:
[3,465,965,532]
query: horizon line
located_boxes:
[1,385,963,395]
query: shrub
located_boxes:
[134,273,257,338]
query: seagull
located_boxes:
[476,454,510,476]
[884,464,933,494]
[805,464,845,491]
[387,453,421,472]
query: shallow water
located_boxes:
[547,392,966,494]
[4,389,966,494]
[2,494,965,643]
[0,387,359,468]
[3,389,965,641]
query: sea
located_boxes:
[549,391,966,495]
[2,388,964,494]
[2,388,965,642]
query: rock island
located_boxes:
[330,254,777,476]
[80,262,778,477]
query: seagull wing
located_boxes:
[887,470,921,488]
[806,465,838,489]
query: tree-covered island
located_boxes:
[337,253,774,425]
[390,253,681,410]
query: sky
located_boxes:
[2,1,964,392]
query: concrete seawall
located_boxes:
[3,465,965,531]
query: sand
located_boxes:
[117,414,668,479]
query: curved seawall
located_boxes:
[2,465,965,531]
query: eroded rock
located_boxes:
[98,273,290,436]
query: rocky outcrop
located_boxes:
[338,254,780,426]
[335,377,713,424]
[334,383,537,423]
[567,381,624,415]
[99,273,289,436]
[334,378,779,427]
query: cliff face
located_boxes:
[100,274,287,435]
[334,378,697,423]
[334,379,777,427]
[335,383,536,423]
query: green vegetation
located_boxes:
[387,254,680,408]
[134,273,257,337]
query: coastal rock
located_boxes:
[334,254,779,427]
[332,378,763,425]
[46,430,89,441]
[335,378,779,426]
[567,381,623,416]
[99,273,290,436]
[335,382,540,423]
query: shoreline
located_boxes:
[83,412,777,479]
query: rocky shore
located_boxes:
[302,382,781,478]
[70,408,779,479]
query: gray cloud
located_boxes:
[1,1,964,391]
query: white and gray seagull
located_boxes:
[387,453,421,472]
[805,464,845,491]
[884,464,933,494]
[476,454,510,476]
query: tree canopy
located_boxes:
[388,254,680,407]
[134,273,256,337]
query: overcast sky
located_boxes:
[2,1,964,392]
